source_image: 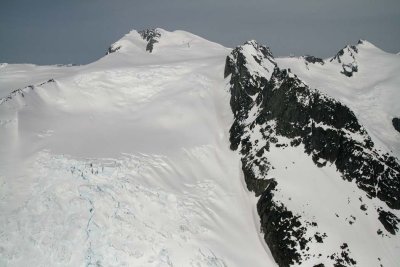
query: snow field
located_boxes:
[0,29,277,266]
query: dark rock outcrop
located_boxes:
[329,243,357,266]
[304,55,324,65]
[331,45,358,64]
[378,208,399,235]
[106,44,121,55]
[393,117,400,133]
[257,180,310,266]
[330,45,359,77]
[138,29,161,53]
[260,67,400,209]
[341,63,358,77]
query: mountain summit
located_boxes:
[104,28,227,63]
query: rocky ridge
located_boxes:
[0,79,55,105]
[225,40,400,266]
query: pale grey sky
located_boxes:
[1,0,399,65]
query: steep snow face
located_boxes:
[0,30,277,267]
[276,40,400,158]
[225,41,400,266]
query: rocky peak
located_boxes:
[224,41,276,124]
[225,40,276,81]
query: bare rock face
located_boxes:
[225,40,400,266]
[393,117,400,133]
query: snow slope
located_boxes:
[0,29,277,266]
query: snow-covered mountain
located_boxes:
[225,40,400,266]
[0,28,399,267]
